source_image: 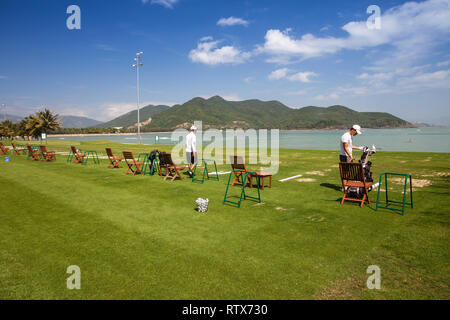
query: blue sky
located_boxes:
[0,0,449,124]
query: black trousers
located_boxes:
[340,155,350,162]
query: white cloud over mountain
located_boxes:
[258,0,450,64]
[268,68,318,83]
[189,37,251,65]
[142,0,178,9]
[217,17,250,27]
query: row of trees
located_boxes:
[51,127,121,134]
[0,109,61,140]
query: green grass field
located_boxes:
[0,140,449,299]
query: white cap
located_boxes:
[190,125,198,131]
[352,125,362,135]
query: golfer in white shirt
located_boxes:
[340,125,363,162]
[186,125,197,177]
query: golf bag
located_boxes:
[348,145,377,198]
[359,145,376,183]
[148,149,159,163]
[148,149,159,175]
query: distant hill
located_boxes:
[59,115,103,128]
[283,105,411,129]
[122,96,412,131]
[98,104,170,128]
[1,114,23,123]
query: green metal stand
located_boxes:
[82,150,100,165]
[27,146,41,160]
[151,158,160,175]
[192,158,219,184]
[223,170,261,208]
[137,153,149,163]
[376,172,413,216]
[67,148,83,163]
[66,149,74,163]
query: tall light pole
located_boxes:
[133,51,143,144]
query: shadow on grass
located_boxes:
[324,196,379,212]
[320,182,342,191]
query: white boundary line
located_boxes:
[210,171,231,176]
[279,174,303,182]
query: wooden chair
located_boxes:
[71,146,86,164]
[106,148,123,169]
[339,162,373,207]
[11,142,26,155]
[26,144,41,161]
[39,145,56,162]
[159,153,186,181]
[0,142,10,155]
[230,155,254,187]
[122,151,145,175]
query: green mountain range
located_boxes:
[59,115,103,128]
[98,104,170,128]
[101,96,411,131]
[3,98,413,131]
[2,114,23,123]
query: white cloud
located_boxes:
[437,60,450,67]
[319,66,450,103]
[244,77,253,83]
[268,68,318,82]
[144,0,178,9]
[396,69,450,90]
[258,0,450,64]
[268,68,289,80]
[355,65,448,93]
[357,73,370,79]
[314,93,340,101]
[217,17,250,27]
[59,109,90,118]
[287,71,318,83]
[221,94,242,101]
[189,37,251,65]
[200,36,214,42]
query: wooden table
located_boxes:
[251,172,273,190]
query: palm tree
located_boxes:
[24,114,42,140]
[0,120,15,140]
[23,109,61,141]
[38,109,61,134]
[16,119,29,140]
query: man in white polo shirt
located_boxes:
[340,125,363,162]
[186,125,197,178]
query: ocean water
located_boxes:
[49,127,450,153]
